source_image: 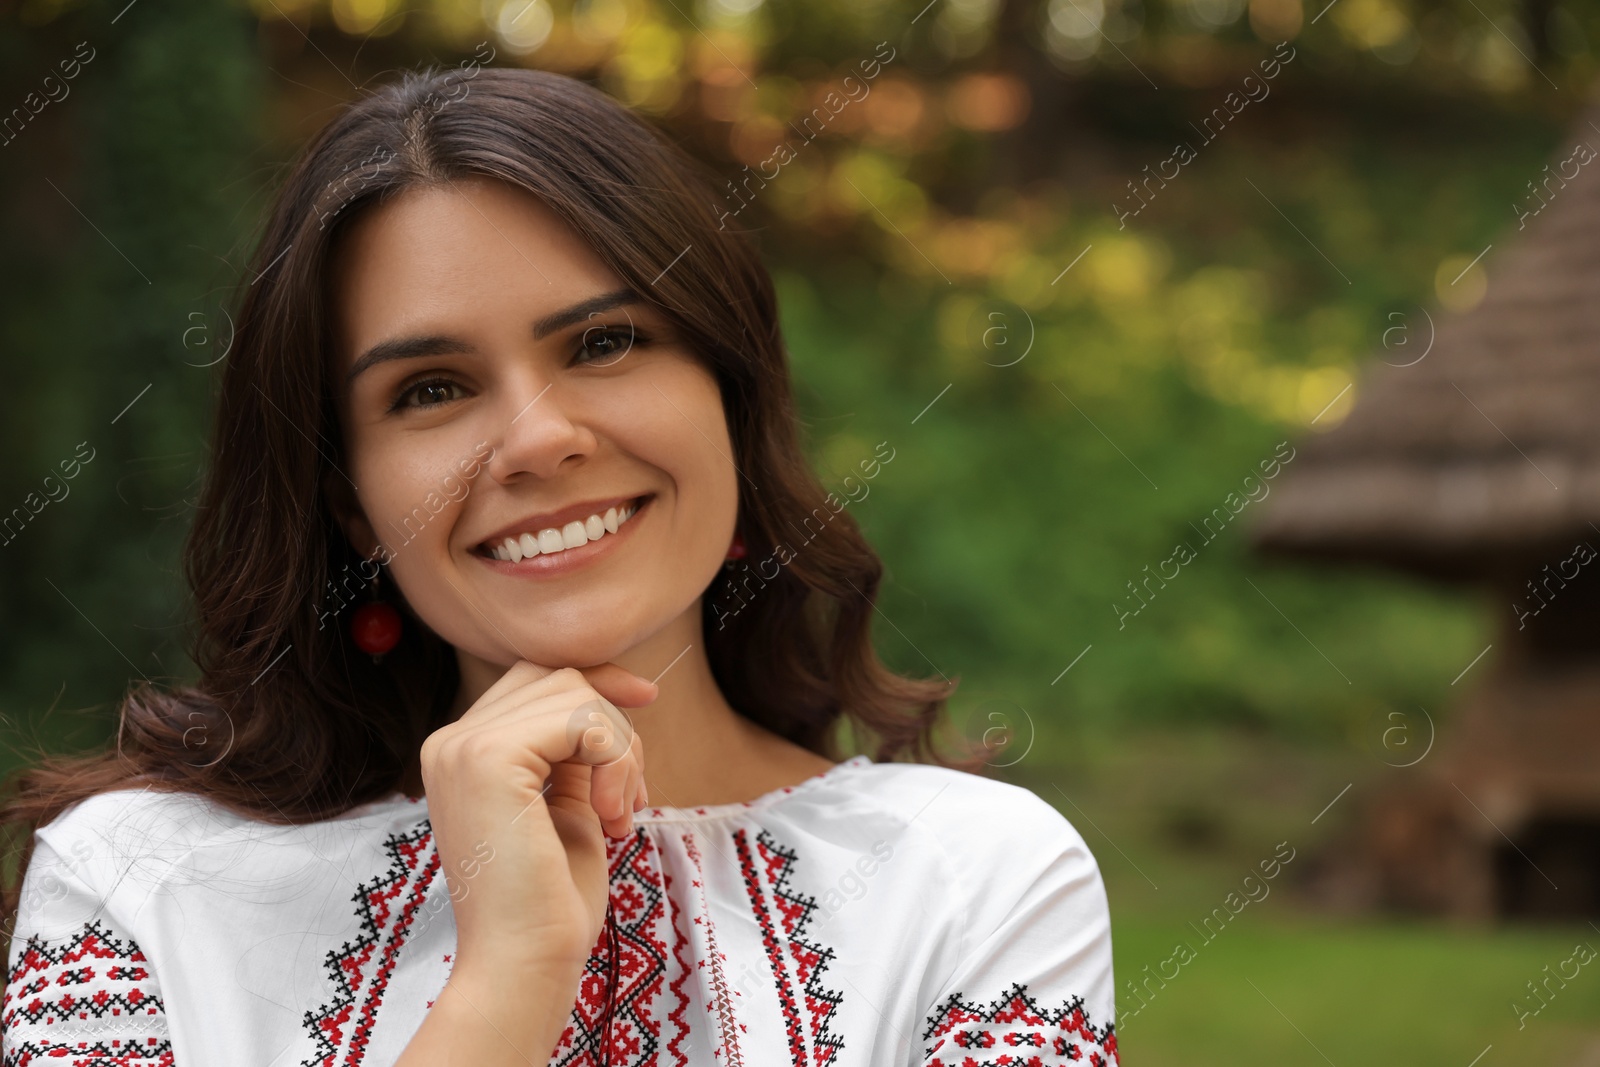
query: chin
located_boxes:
[523,634,637,670]
[495,611,665,671]
[451,580,708,672]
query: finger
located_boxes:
[591,754,632,837]
[505,661,654,709]
[492,658,558,693]
[450,660,558,727]
[587,732,631,816]
[576,663,659,709]
[614,740,644,830]
[437,692,628,787]
[456,664,654,731]
[623,730,648,810]
[633,731,648,808]
[564,698,634,769]
[455,667,611,731]
[616,747,638,815]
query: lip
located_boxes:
[472,493,649,553]
[470,493,652,578]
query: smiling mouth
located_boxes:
[476,495,651,562]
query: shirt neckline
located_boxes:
[375,753,874,823]
[635,753,873,823]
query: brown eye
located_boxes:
[390,377,466,412]
[576,326,641,367]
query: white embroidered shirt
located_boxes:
[2,755,1118,1066]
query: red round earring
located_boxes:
[350,563,401,662]
[725,532,747,563]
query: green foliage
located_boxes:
[0,0,264,762]
[781,259,1492,757]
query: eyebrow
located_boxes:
[344,287,644,385]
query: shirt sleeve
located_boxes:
[913,790,1118,1067]
[2,835,175,1065]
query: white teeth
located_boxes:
[487,499,644,561]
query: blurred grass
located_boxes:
[1114,913,1600,1066]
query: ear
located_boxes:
[323,466,380,560]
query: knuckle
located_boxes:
[418,730,447,767]
[456,731,500,764]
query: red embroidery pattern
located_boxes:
[301,818,440,1067]
[683,833,743,1066]
[551,828,689,1066]
[666,840,694,1067]
[733,828,844,1067]
[920,983,1118,1066]
[2,919,173,1066]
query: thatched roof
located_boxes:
[1251,100,1600,580]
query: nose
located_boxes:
[482,379,599,482]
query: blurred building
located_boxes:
[1251,98,1600,920]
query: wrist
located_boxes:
[455,927,594,978]
[449,947,584,1014]
[433,957,580,1060]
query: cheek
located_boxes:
[604,361,739,543]
[351,435,478,558]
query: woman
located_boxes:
[0,63,1117,1066]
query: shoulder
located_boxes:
[801,760,1116,1033]
[29,785,425,902]
[31,786,239,894]
[834,765,1120,1053]
[840,758,1092,855]
[817,758,1105,906]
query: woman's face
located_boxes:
[325,176,738,672]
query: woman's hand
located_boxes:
[418,660,657,979]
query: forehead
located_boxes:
[326,177,622,361]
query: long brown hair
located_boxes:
[0,64,967,934]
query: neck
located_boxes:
[405,599,833,807]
